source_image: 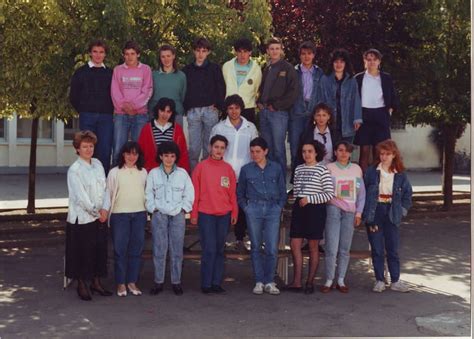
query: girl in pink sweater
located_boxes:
[191,135,238,294]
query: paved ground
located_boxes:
[0,216,470,337]
[0,170,470,210]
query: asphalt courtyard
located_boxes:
[0,215,471,338]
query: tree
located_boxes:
[406,0,470,209]
[0,0,272,213]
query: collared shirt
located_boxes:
[377,163,396,201]
[152,120,173,145]
[301,64,315,101]
[88,60,106,68]
[237,160,287,209]
[361,70,385,108]
[313,126,333,165]
[67,158,106,224]
[145,164,194,216]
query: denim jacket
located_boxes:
[320,72,362,138]
[145,165,195,216]
[290,64,324,117]
[362,165,413,226]
[237,160,287,209]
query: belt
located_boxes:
[378,194,392,203]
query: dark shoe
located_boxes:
[77,283,92,301]
[336,284,349,293]
[150,283,164,295]
[320,285,332,293]
[282,285,303,292]
[172,284,183,296]
[201,287,213,294]
[90,285,113,296]
[211,285,226,293]
[304,283,314,294]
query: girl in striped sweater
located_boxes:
[286,140,335,294]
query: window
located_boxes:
[0,118,5,139]
[17,117,53,140]
[64,117,80,140]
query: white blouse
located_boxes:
[66,157,106,224]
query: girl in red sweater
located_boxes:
[138,97,190,173]
[191,135,238,294]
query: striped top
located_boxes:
[293,163,335,204]
[152,121,174,145]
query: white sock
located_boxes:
[337,278,345,286]
[324,279,333,287]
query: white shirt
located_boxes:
[88,60,106,68]
[313,126,333,165]
[67,158,106,224]
[210,116,258,180]
[377,163,396,198]
[361,71,385,108]
[154,120,172,132]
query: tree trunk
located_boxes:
[26,116,39,214]
[441,124,459,210]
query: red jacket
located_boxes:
[138,121,190,173]
[191,157,238,220]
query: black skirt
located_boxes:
[65,220,108,280]
[290,199,327,240]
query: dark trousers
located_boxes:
[65,220,108,280]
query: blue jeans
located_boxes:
[259,109,288,178]
[367,203,401,282]
[113,113,149,165]
[288,112,311,172]
[110,211,147,284]
[324,204,355,281]
[187,106,219,171]
[244,201,281,284]
[198,212,230,288]
[151,211,186,284]
[79,112,113,174]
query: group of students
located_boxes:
[65,36,412,301]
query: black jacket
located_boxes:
[69,64,114,114]
[258,59,299,111]
[355,71,399,112]
[182,60,225,111]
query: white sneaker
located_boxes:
[264,282,280,295]
[372,280,386,293]
[390,281,409,292]
[253,282,264,295]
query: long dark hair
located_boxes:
[117,141,145,170]
[153,97,177,124]
[327,48,354,77]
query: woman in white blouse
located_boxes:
[65,130,112,301]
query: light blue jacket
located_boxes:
[320,72,362,138]
[145,165,194,216]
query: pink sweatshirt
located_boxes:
[191,157,238,220]
[111,62,153,114]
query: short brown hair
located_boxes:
[88,39,108,54]
[363,48,383,60]
[122,40,141,54]
[299,41,316,55]
[73,130,97,154]
[192,37,211,51]
[158,44,178,72]
[266,37,283,49]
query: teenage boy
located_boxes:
[257,37,299,178]
[289,41,325,172]
[183,37,226,171]
[210,95,258,251]
[222,38,262,124]
[111,41,153,165]
[70,40,114,173]
[237,137,287,295]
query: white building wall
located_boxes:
[0,115,471,171]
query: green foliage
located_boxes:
[0,0,272,121]
[406,0,470,128]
